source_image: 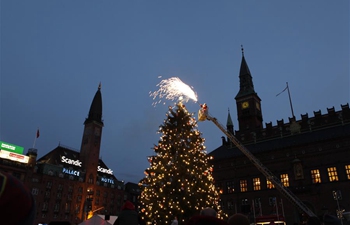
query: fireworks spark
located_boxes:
[150,77,198,106]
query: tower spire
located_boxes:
[241,45,244,56]
[84,83,103,126]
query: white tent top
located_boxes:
[78,214,113,225]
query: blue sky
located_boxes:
[1,1,349,184]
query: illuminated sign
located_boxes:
[61,156,82,167]
[101,177,114,184]
[62,168,80,176]
[0,150,29,163]
[97,166,113,175]
[0,141,24,154]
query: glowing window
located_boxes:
[311,169,321,183]
[267,180,275,189]
[253,178,261,191]
[327,167,339,182]
[280,174,289,187]
[345,165,350,180]
[240,180,248,192]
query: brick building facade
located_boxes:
[209,50,350,225]
[0,84,128,225]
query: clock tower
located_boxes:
[80,83,104,185]
[235,47,263,131]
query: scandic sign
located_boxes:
[0,141,24,154]
[60,156,114,175]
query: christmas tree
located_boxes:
[139,102,223,224]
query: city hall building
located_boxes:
[0,84,127,224]
[209,50,350,225]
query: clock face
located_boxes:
[242,101,249,109]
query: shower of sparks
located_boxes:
[150,77,198,106]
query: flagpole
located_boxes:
[286,82,295,118]
[33,128,39,148]
[33,133,37,148]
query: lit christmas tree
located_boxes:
[139,102,223,224]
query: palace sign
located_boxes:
[62,168,80,176]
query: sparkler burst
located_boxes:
[150,77,198,106]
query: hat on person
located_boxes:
[122,200,135,210]
[228,213,250,225]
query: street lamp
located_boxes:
[85,189,94,220]
[332,190,344,225]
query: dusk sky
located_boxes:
[1,1,349,184]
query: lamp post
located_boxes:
[333,190,343,225]
[85,189,94,220]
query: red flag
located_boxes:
[36,129,40,138]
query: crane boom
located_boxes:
[205,114,316,217]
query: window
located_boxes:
[42,202,48,210]
[327,167,338,182]
[77,195,82,202]
[226,181,235,193]
[345,165,350,180]
[32,188,39,195]
[227,199,234,210]
[241,198,249,205]
[280,174,289,187]
[254,198,261,209]
[58,184,63,191]
[75,204,80,213]
[311,169,321,183]
[240,180,247,192]
[220,199,225,210]
[54,203,60,212]
[47,181,52,189]
[88,174,94,184]
[78,187,83,193]
[65,203,71,212]
[266,179,275,189]
[253,178,261,191]
[269,197,276,206]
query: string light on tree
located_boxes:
[140,77,224,224]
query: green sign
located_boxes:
[0,141,24,154]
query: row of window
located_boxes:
[221,196,281,211]
[222,165,350,193]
